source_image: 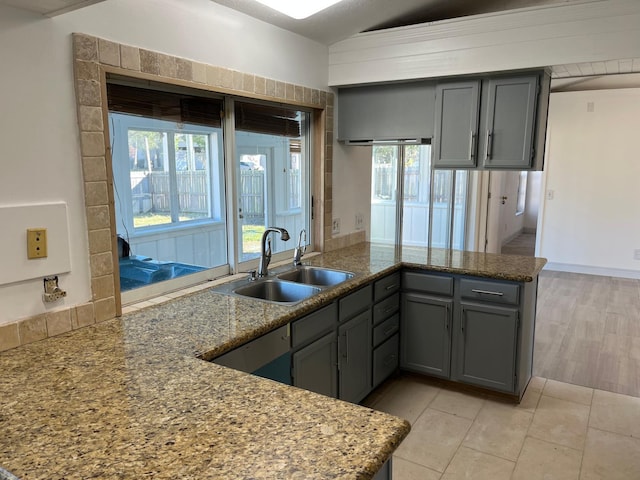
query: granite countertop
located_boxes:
[0,243,546,479]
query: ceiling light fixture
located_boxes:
[253,0,344,19]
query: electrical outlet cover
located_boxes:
[332,218,340,235]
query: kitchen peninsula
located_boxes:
[0,243,545,479]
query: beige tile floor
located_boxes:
[364,373,640,479]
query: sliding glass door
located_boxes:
[370,144,469,249]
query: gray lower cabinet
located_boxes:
[292,331,338,397]
[401,293,452,379]
[339,310,372,403]
[373,334,399,387]
[291,286,373,403]
[372,273,401,389]
[291,303,339,398]
[455,302,518,392]
[401,270,537,399]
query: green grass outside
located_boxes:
[242,224,265,254]
[132,212,265,254]
[133,212,206,228]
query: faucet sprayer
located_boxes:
[293,229,307,266]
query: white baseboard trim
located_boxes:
[544,262,640,280]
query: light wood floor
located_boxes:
[534,270,640,398]
[501,232,536,256]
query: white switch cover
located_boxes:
[332,218,340,235]
[546,190,554,200]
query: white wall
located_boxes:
[524,171,542,232]
[0,0,328,325]
[538,89,640,277]
[332,142,372,238]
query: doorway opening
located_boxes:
[483,171,542,256]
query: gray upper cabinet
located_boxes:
[480,75,538,169]
[337,81,435,142]
[432,80,480,168]
[433,71,550,170]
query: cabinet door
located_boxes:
[433,80,480,168]
[292,331,337,398]
[400,293,452,379]
[481,75,538,169]
[455,302,518,393]
[339,310,372,403]
[373,334,399,388]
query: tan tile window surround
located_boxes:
[1,33,347,353]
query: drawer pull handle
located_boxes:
[471,289,504,296]
[469,131,476,160]
[383,326,397,336]
[383,306,396,314]
[344,331,349,363]
[445,304,450,330]
[385,284,398,291]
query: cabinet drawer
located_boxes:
[373,293,400,325]
[403,271,453,296]
[460,278,519,305]
[374,272,401,301]
[339,284,373,322]
[291,303,338,348]
[373,313,399,347]
[373,334,399,388]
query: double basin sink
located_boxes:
[211,265,355,305]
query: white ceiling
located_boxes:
[0,0,105,16]
[3,0,640,88]
[210,0,576,45]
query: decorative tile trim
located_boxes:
[324,231,367,252]
[0,33,336,354]
[0,303,96,353]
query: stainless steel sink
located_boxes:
[276,266,354,287]
[231,279,321,304]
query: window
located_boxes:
[371,144,469,249]
[106,80,312,299]
[234,101,310,263]
[115,119,224,230]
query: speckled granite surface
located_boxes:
[0,244,545,479]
